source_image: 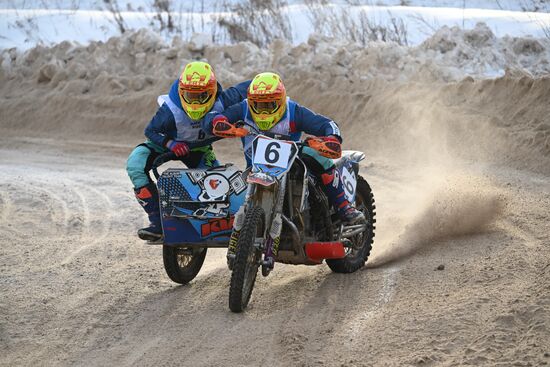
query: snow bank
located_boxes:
[2,3,550,50]
[3,23,548,85]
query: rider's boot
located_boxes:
[320,169,364,223]
[134,183,163,241]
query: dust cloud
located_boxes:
[368,174,505,267]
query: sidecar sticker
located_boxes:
[193,173,231,217]
[158,167,247,245]
[187,170,206,184]
[228,171,247,195]
[200,217,234,237]
[160,174,193,201]
[252,164,287,177]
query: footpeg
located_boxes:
[261,257,274,277]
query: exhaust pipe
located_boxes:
[305,241,346,261]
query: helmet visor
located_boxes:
[183,90,212,104]
[250,101,280,115]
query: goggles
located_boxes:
[250,100,280,115]
[182,90,212,104]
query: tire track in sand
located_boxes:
[498,219,542,249]
[0,187,15,233]
[0,179,70,238]
[0,187,12,223]
[346,265,399,342]
[261,264,399,366]
[59,181,115,265]
[4,173,116,267]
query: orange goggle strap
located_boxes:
[212,117,248,138]
[306,137,342,159]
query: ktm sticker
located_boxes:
[201,217,234,237]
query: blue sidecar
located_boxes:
[152,153,246,284]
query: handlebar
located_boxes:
[153,124,337,181]
[151,152,178,180]
[220,120,341,157]
[235,120,298,143]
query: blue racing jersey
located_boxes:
[203,98,342,141]
[144,80,251,149]
[203,98,342,166]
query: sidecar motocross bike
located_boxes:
[224,126,376,312]
[151,126,375,312]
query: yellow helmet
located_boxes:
[178,61,218,120]
[247,72,287,131]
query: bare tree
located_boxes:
[103,0,127,34]
[520,0,550,12]
[152,0,178,33]
[214,0,293,47]
[519,0,550,40]
[305,0,409,46]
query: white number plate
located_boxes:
[342,165,357,202]
[253,137,293,169]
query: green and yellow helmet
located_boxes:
[178,61,218,120]
[247,72,287,131]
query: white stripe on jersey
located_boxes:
[329,120,341,136]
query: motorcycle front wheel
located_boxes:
[228,206,265,312]
[163,246,207,285]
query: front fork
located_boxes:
[261,175,286,276]
[232,176,286,276]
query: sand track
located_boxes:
[1,136,548,366]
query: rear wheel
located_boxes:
[229,206,265,312]
[326,176,376,273]
[163,246,207,285]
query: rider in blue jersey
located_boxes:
[203,72,364,263]
[126,61,250,241]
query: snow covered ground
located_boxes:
[0,0,545,11]
[1,1,549,50]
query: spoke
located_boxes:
[344,197,370,257]
[176,249,192,268]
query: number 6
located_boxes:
[265,142,280,164]
[343,174,354,195]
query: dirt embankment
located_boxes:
[1,26,549,173]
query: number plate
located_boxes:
[253,137,293,169]
[341,164,357,202]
